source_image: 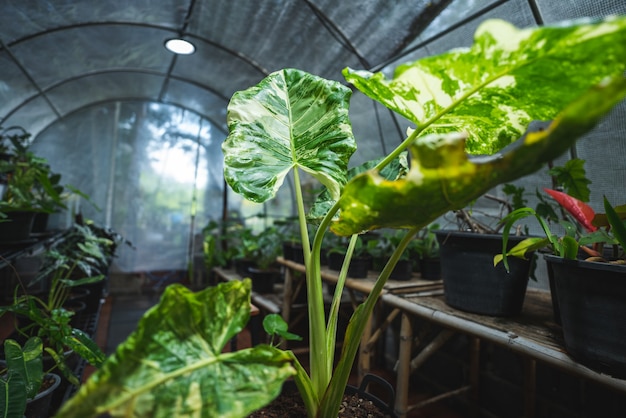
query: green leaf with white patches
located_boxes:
[307,152,408,223]
[344,16,626,155]
[223,68,356,203]
[56,280,296,418]
[332,74,626,235]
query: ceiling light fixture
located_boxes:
[164,38,196,55]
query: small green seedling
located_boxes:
[263,314,302,346]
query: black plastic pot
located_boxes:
[247,267,281,294]
[388,259,414,281]
[328,252,371,278]
[0,211,36,243]
[436,231,533,316]
[344,373,397,417]
[233,258,256,277]
[24,373,61,418]
[419,257,441,280]
[31,212,50,234]
[282,241,305,264]
[545,255,626,378]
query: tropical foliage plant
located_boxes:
[0,126,65,215]
[0,223,114,386]
[58,16,626,418]
[496,189,626,270]
[0,337,45,418]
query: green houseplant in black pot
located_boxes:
[369,229,416,281]
[247,225,285,293]
[0,223,111,388]
[434,156,592,317]
[414,223,441,280]
[326,233,374,278]
[0,336,62,418]
[435,191,537,316]
[58,17,626,418]
[498,188,626,378]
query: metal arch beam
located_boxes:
[301,0,370,69]
[32,97,229,141]
[0,68,231,130]
[0,20,271,135]
[3,21,270,76]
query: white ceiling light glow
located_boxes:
[164,38,196,55]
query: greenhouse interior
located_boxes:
[1,1,625,417]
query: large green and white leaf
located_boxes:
[57,280,296,418]
[307,152,408,223]
[223,68,356,203]
[332,75,626,235]
[344,16,626,155]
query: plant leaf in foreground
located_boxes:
[57,280,295,418]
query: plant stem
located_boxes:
[319,225,422,417]
[292,167,327,402]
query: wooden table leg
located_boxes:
[524,358,536,418]
[469,337,480,418]
[395,312,413,418]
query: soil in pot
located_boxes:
[436,231,533,316]
[248,375,396,418]
[247,390,393,417]
[546,255,626,378]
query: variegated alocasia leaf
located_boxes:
[223,68,356,203]
[344,16,626,155]
[332,75,626,235]
[57,280,296,418]
[307,152,408,223]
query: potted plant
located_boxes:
[369,229,415,280]
[58,17,626,417]
[498,188,626,378]
[412,223,441,280]
[247,225,285,293]
[326,234,374,278]
[0,223,111,387]
[435,155,593,316]
[0,336,62,418]
[0,127,70,240]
